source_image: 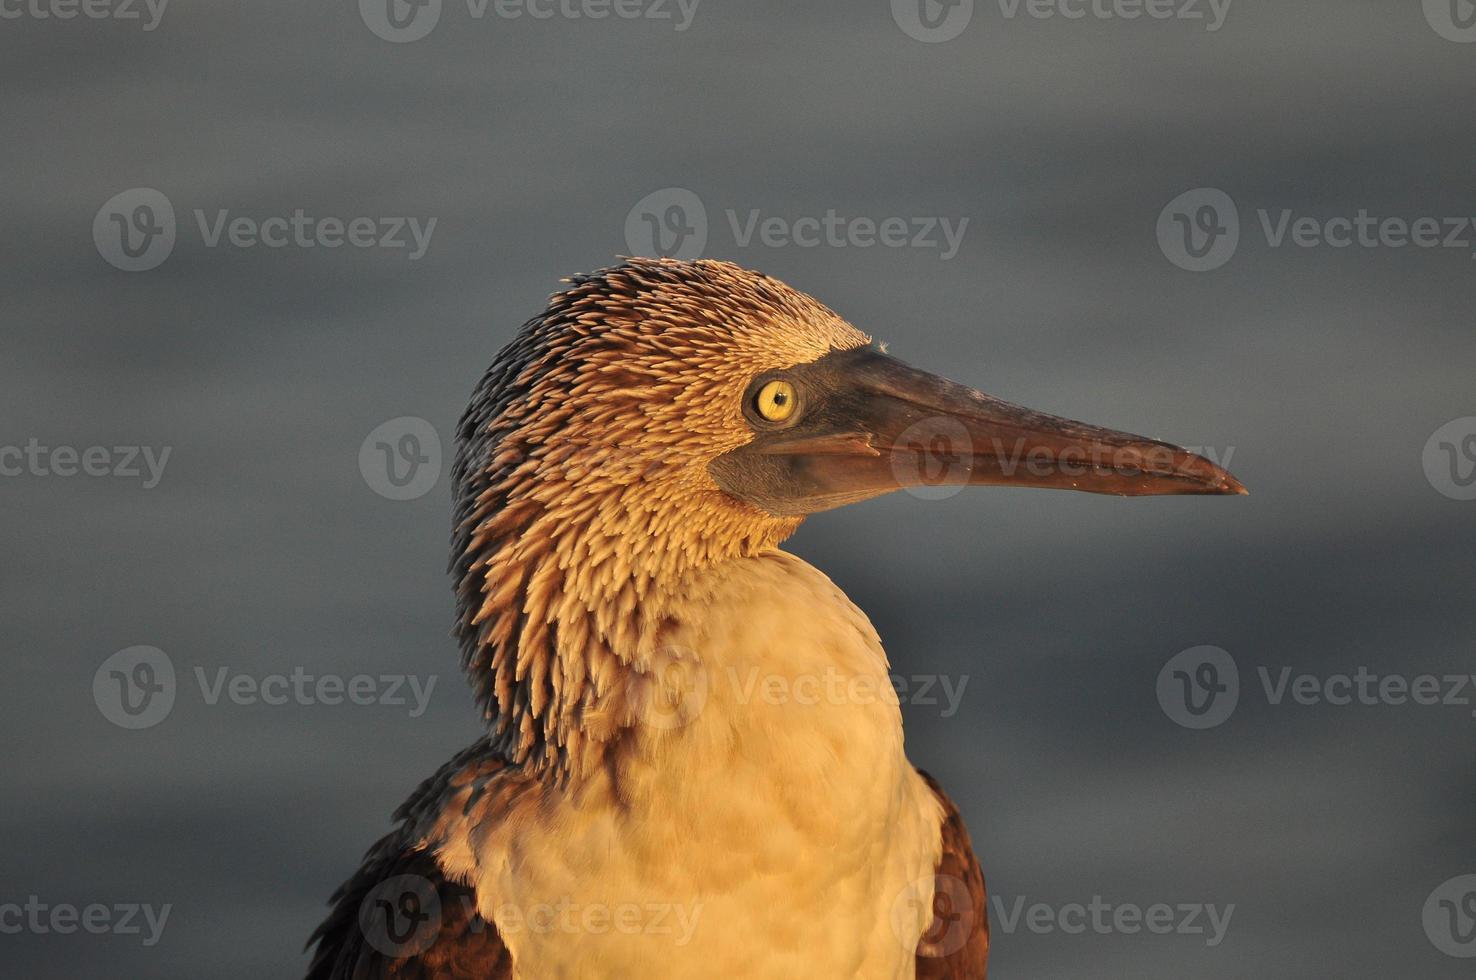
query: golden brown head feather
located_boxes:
[451,257,869,776]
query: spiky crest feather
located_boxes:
[450,257,869,778]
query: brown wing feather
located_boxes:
[915,769,990,979]
[305,740,514,980]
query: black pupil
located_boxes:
[771,390,788,406]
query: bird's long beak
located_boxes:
[710,347,1246,516]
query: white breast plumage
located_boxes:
[433,550,944,979]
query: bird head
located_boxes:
[451,257,1243,771]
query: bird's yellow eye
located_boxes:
[754,379,798,423]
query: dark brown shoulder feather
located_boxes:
[304,740,514,980]
[915,768,990,979]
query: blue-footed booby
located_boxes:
[306,257,1244,979]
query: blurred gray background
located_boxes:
[3,0,1474,976]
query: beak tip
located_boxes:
[1214,471,1249,496]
